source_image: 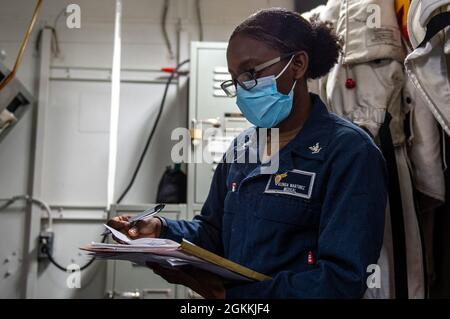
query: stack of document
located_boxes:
[81,225,271,283]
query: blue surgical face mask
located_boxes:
[236,56,296,128]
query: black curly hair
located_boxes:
[230,8,342,79]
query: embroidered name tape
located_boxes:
[265,169,316,199]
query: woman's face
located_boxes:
[226,34,303,95]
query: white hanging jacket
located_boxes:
[305,0,407,139]
[303,0,426,299]
[405,0,450,135]
[336,0,406,64]
[404,76,446,203]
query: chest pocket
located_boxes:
[255,193,321,229]
[222,191,244,257]
[224,191,239,214]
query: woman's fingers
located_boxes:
[106,215,133,241]
[128,219,150,238]
[107,215,131,231]
[128,218,161,238]
[107,215,162,240]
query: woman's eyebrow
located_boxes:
[236,58,260,73]
[228,57,266,77]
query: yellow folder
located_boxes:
[179,239,272,282]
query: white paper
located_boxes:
[84,226,257,283]
[103,224,178,247]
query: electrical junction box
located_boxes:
[38,231,54,261]
[0,62,34,143]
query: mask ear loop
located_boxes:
[275,55,297,93]
[290,80,297,92]
[275,54,295,80]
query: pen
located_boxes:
[102,203,165,236]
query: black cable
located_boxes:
[0,195,104,272]
[35,26,60,57]
[0,198,16,211]
[161,0,174,58]
[35,6,66,57]
[43,234,108,272]
[195,0,204,41]
[116,59,190,204]
[42,246,67,272]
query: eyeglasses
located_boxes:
[221,52,296,98]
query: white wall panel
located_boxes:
[42,81,111,204]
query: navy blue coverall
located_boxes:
[160,94,387,298]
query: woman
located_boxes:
[108,8,387,299]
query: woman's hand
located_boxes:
[107,215,162,240]
[148,263,225,299]
[108,216,225,298]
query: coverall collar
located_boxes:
[233,94,334,178]
[285,93,333,161]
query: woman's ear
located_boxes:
[292,51,309,80]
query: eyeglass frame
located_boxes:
[220,52,297,98]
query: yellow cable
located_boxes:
[0,0,43,91]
